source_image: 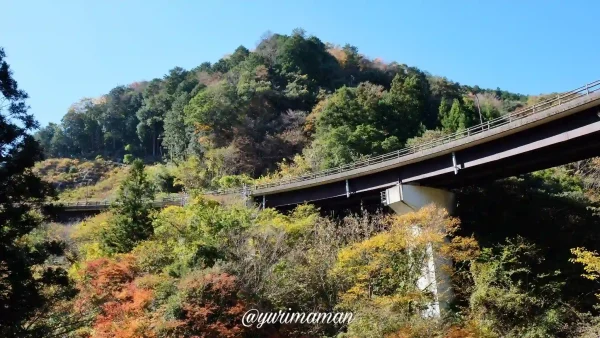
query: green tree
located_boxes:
[163,93,193,160]
[427,76,462,129]
[275,29,341,90]
[184,82,239,146]
[228,45,250,68]
[312,76,427,168]
[137,79,169,158]
[0,47,74,337]
[61,108,88,155]
[385,72,429,139]
[439,98,480,132]
[467,237,576,337]
[102,86,143,153]
[440,98,465,132]
[34,122,58,156]
[101,159,156,253]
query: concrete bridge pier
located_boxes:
[382,183,456,318]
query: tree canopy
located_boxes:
[35,29,527,178]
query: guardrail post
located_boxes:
[587,84,590,95]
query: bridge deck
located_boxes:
[252,90,600,196]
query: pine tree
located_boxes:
[440,98,466,132]
[101,159,156,253]
[0,47,73,337]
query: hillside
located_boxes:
[35,29,529,186]
[34,158,184,201]
[33,158,121,190]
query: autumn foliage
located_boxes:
[73,255,260,337]
[169,272,250,337]
[76,255,154,338]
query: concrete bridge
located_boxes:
[52,196,187,221]
[220,80,600,214]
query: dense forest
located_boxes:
[3,29,600,338]
[34,29,529,181]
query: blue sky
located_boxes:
[3,1,600,127]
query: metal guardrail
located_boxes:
[59,196,186,209]
[204,79,600,197]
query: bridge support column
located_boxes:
[382,183,455,318]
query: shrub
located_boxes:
[467,237,577,337]
[123,154,134,164]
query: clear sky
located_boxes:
[3,1,600,127]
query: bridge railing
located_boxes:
[59,196,187,208]
[204,79,600,196]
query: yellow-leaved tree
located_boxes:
[333,205,460,337]
[571,247,600,301]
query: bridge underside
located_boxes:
[51,209,104,223]
[255,106,600,212]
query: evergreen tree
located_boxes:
[101,159,156,253]
[440,98,477,132]
[0,47,72,337]
[163,93,192,160]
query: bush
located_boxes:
[162,269,256,337]
[466,237,578,337]
[123,153,134,164]
[151,165,180,193]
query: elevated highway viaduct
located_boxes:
[243,81,600,215]
[236,80,600,317]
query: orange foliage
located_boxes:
[168,272,253,338]
[372,57,387,71]
[444,326,480,338]
[76,255,155,338]
[194,123,213,133]
[128,81,148,92]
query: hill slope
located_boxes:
[35,29,530,186]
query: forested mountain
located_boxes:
[35,29,528,177]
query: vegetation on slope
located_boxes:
[34,29,527,181]
[33,158,186,202]
[33,158,122,192]
[28,164,600,337]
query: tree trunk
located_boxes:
[152,129,156,158]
